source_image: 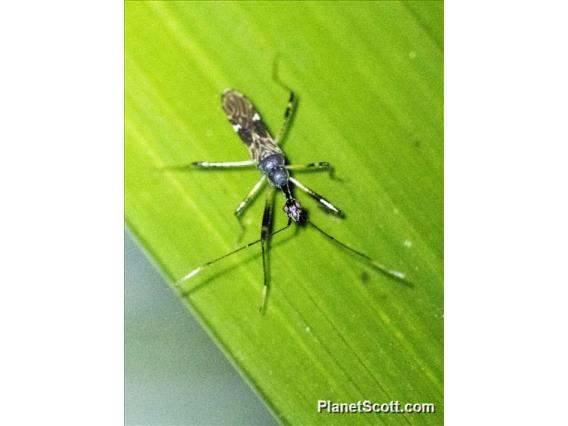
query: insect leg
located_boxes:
[161,160,256,171]
[235,176,267,217]
[260,186,276,313]
[308,221,408,283]
[272,60,298,146]
[285,162,331,171]
[191,160,256,169]
[286,161,338,178]
[289,176,344,217]
[174,222,292,288]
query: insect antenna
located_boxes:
[308,221,408,283]
[175,223,292,288]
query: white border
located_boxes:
[0,2,123,424]
[446,2,568,424]
[1,1,568,424]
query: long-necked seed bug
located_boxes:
[173,64,406,313]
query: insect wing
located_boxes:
[222,90,271,147]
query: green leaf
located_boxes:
[125,1,443,424]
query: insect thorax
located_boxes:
[258,153,289,188]
[246,136,281,162]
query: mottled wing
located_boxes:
[222,90,281,162]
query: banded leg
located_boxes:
[287,161,335,173]
[260,187,276,313]
[192,160,255,169]
[286,161,330,171]
[286,161,340,180]
[162,160,256,171]
[273,60,298,146]
[234,176,267,217]
[308,222,407,282]
[289,176,344,217]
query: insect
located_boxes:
[175,69,406,313]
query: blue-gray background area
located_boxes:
[125,229,277,425]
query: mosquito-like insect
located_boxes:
[175,69,406,313]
